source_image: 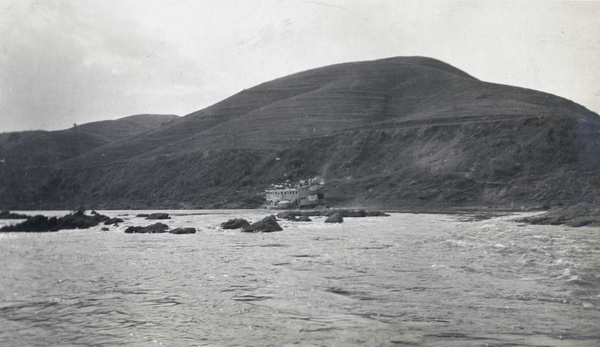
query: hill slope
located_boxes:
[0,114,178,167]
[1,56,598,210]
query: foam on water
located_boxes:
[0,210,599,346]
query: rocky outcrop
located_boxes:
[516,203,600,227]
[124,224,196,234]
[277,212,311,222]
[278,213,297,221]
[328,210,366,218]
[325,213,344,223]
[242,215,283,233]
[324,209,390,217]
[124,222,169,233]
[0,211,30,219]
[297,215,312,222]
[0,215,60,232]
[0,211,114,232]
[145,213,171,220]
[104,217,124,225]
[287,214,312,222]
[169,227,196,234]
[221,218,251,229]
[276,209,389,220]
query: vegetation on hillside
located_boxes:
[0,57,598,212]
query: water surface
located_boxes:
[1,210,598,346]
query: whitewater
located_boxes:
[0,210,598,346]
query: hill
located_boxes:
[0,114,179,167]
[0,56,598,210]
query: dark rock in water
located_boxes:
[104,217,124,225]
[325,213,344,223]
[169,227,196,234]
[569,220,590,228]
[145,213,170,220]
[326,209,389,217]
[297,215,312,222]
[136,214,150,217]
[277,211,304,221]
[325,209,366,218]
[124,223,169,233]
[281,213,298,221]
[0,210,30,219]
[0,211,115,232]
[58,211,107,229]
[278,213,312,222]
[281,213,312,221]
[221,218,251,229]
[242,215,283,233]
[351,210,367,217]
[100,227,109,231]
[0,215,59,232]
[277,209,388,220]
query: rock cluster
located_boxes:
[279,213,312,222]
[276,209,389,221]
[221,218,251,229]
[241,215,283,233]
[124,223,169,233]
[124,223,196,234]
[136,213,171,220]
[220,209,391,232]
[297,215,312,222]
[104,217,124,225]
[0,211,30,219]
[516,203,600,227]
[324,213,344,223]
[0,211,121,232]
[169,227,196,234]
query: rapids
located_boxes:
[1,210,598,346]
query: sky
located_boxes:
[1,0,599,132]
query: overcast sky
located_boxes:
[1,0,599,132]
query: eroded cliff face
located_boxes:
[1,56,599,210]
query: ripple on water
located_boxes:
[0,211,599,346]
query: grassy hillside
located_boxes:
[1,57,598,210]
[0,114,178,166]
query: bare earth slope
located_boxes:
[1,56,598,210]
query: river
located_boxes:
[0,210,598,346]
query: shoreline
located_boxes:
[3,204,597,228]
[4,206,535,215]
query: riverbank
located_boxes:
[2,203,598,230]
[515,203,600,227]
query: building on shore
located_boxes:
[264,177,325,209]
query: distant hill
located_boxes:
[0,114,179,167]
[1,56,598,210]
